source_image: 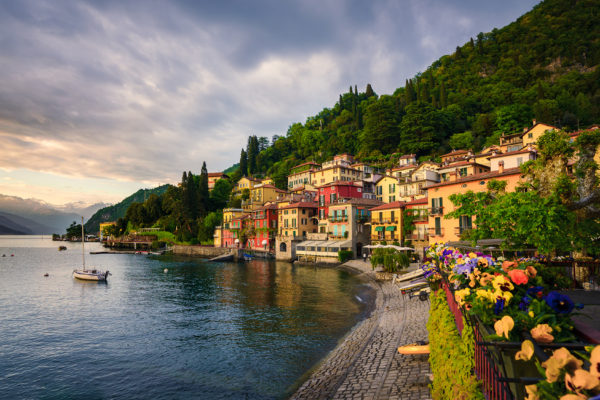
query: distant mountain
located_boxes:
[84,185,170,233]
[53,201,109,220]
[0,194,86,234]
[0,211,56,235]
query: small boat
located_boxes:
[73,217,111,282]
[243,253,253,261]
[58,246,67,251]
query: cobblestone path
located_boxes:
[291,261,431,400]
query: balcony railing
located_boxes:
[407,233,429,241]
[454,227,473,236]
[328,216,348,222]
[428,227,444,236]
[430,207,444,215]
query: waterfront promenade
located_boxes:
[291,260,431,400]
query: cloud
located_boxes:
[0,0,539,203]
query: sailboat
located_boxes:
[73,217,111,281]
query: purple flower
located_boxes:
[494,298,505,315]
[453,263,472,276]
[545,291,574,314]
[518,296,532,311]
[527,286,544,299]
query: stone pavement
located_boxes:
[290,261,431,400]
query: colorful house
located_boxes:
[247,204,278,252]
[370,201,405,243]
[221,208,246,247]
[317,181,364,232]
[375,175,400,203]
[208,172,229,191]
[287,161,320,190]
[277,201,318,239]
[404,197,429,256]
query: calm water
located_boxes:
[0,236,370,399]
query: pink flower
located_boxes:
[508,269,529,285]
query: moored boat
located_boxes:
[73,217,110,282]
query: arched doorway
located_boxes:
[279,242,287,252]
[356,242,363,257]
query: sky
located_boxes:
[0,0,540,206]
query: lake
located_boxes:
[0,236,371,399]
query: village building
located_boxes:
[207,172,229,191]
[404,197,430,257]
[287,161,320,190]
[219,208,246,247]
[499,121,557,152]
[275,201,318,261]
[317,181,364,232]
[233,176,261,195]
[397,162,440,201]
[370,201,404,244]
[375,175,400,203]
[246,203,278,252]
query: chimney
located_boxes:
[532,119,537,126]
[449,171,457,182]
[498,161,504,174]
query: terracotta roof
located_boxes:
[256,184,287,192]
[406,197,428,206]
[439,160,489,169]
[253,203,278,212]
[279,201,318,210]
[391,164,417,171]
[374,175,400,184]
[426,167,522,189]
[370,201,406,211]
[208,172,228,177]
[316,180,361,188]
[441,149,469,157]
[330,198,383,207]
[488,148,536,159]
[398,154,416,159]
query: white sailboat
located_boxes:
[73,217,111,281]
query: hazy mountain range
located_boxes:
[0,194,109,234]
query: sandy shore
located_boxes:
[290,260,431,400]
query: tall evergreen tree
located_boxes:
[365,83,375,98]
[247,136,259,175]
[199,162,209,216]
[239,149,248,176]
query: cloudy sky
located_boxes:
[0,0,539,205]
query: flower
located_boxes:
[527,286,545,299]
[545,291,575,314]
[519,295,532,311]
[477,258,489,268]
[502,260,517,271]
[590,345,600,379]
[515,340,534,361]
[526,265,537,278]
[531,324,554,344]
[494,315,514,339]
[542,348,584,382]
[565,368,600,393]
[493,289,513,305]
[508,269,529,285]
[494,298,505,315]
[528,311,535,318]
[492,275,514,292]
[479,272,495,286]
[454,288,471,306]
[525,384,539,400]
[559,394,587,400]
[476,289,494,303]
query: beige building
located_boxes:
[370,201,404,243]
[277,202,318,239]
[375,176,400,203]
[311,165,364,186]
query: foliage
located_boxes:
[446,129,600,255]
[338,250,353,263]
[65,221,84,240]
[428,290,484,400]
[370,248,410,273]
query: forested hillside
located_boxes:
[84,185,169,233]
[233,0,600,189]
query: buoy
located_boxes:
[163,268,168,273]
[11,254,14,257]
[44,273,49,277]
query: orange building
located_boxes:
[207,172,229,190]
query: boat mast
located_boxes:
[81,216,85,270]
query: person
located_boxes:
[363,252,367,262]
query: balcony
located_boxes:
[429,207,444,215]
[428,227,445,236]
[408,233,429,241]
[328,215,348,222]
[454,227,473,236]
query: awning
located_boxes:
[374,226,384,232]
[385,226,396,231]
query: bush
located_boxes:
[338,250,353,263]
[370,248,410,272]
[428,290,484,400]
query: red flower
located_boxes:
[508,269,529,285]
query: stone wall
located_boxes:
[172,245,232,257]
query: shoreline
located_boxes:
[289,260,431,400]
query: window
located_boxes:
[528,132,533,139]
[435,217,441,236]
[517,157,523,166]
[319,195,325,206]
[459,167,468,177]
[391,211,395,222]
[389,195,395,202]
[333,225,338,236]
[459,215,472,234]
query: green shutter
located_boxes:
[385,226,396,231]
[375,226,384,232]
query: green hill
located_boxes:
[235,0,600,189]
[85,185,170,233]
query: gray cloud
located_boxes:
[0,0,539,189]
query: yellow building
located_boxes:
[261,177,274,186]
[234,176,261,194]
[438,161,490,182]
[522,122,557,148]
[208,172,229,191]
[287,161,320,190]
[250,184,287,206]
[375,176,400,203]
[99,222,116,238]
[222,208,247,229]
[370,201,404,243]
[213,226,222,247]
[277,202,318,239]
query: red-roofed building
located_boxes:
[404,197,429,256]
[247,204,278,252]
[317,181,364,233]
[208,172,229,191]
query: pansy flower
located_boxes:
[527,286,545,299]
[542,348,583,382]
[519,295,532,311]
[524,384,539,400]
[531,324,554,344]
[545,291,575,314]
[590,345,600,379]
[515,340,534,361]
[565,368,600,393]
[492,275,514,292]
[494,315,514,339]
[508,268,529,285]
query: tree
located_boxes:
[365,83,375,98]
[449,131,474,150]
[199,162,209,217]
[247,136,259,175]
[210,178,233,211]
[66,221,83,240]
[361,95,401,154]
[239,149,248,177]
[398,102,439,155]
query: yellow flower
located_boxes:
[590,345,600,379]
[454,288,471,306]
[528,311,535,318]
[559,394,587,400]
[468,252,477,258]
[542,347,583,383]
[525,384,539,400]
[479,272,494,287]
[492,275,514,292]
[494,315,514,339]
[476,289,494,303]
[515,340,534,361]
[565,368,600,393]
[531,324,554,344]
[493,289,513,305]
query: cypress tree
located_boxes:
[440,81,447,108]
[199,161,209,216]
[365,83,375,98]
[239,149,248,176]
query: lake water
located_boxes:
[0,236,371,399]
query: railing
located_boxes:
[454,227,473,236]
[442,279,514,400]
[539,260,600,289]
[328,216,348,222]
[427,227,444,236]
[430,207,444,215]
[407,233,429,241]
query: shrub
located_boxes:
[370,248,410,273]
[428,290,484,400]
[338,250,353,263]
